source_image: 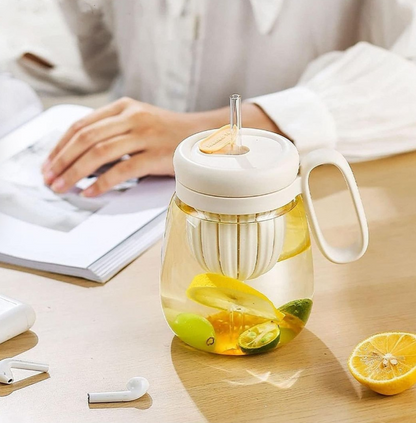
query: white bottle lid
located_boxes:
[174,128,300,214]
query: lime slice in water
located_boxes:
[278,298,313,324]
[238,320,280,354]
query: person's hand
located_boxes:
[42,97,280,197]
[42,97,203,197]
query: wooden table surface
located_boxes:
[1,151,416,423]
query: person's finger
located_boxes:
[44,115,136,185]
[43,98,129,168]
[81,153,155,197]
[49,135,146,193]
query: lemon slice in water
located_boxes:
[187,273,284,320]
[279,196,310,261]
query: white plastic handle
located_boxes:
[301,149,368,264]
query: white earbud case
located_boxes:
[0,295,36,344]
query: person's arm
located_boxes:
[41,98,280,197]
[247,0,416,162]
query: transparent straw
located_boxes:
[230,94,242,148]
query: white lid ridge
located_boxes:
[174,128,300,199]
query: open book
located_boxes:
[0,105,175,282]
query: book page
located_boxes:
[0,130,123,233]
[0,105,175,268]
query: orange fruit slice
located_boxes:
[348,332,416,395]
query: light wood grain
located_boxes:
[1,151,416,423]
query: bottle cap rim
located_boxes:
[174,128,300,200]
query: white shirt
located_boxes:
[59,0,416,162]
[0,74,42,138]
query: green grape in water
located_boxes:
[171,313,216,352]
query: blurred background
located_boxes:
[0,0,108,110]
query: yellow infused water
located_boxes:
[161,195,314,355]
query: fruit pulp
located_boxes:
[161,195,314,355]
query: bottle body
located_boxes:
[160,194,314,355]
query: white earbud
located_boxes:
[88,377,149,403]
[0,358,49,384]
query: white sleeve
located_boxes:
[58,0,119,91]
[249,0,416,162]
